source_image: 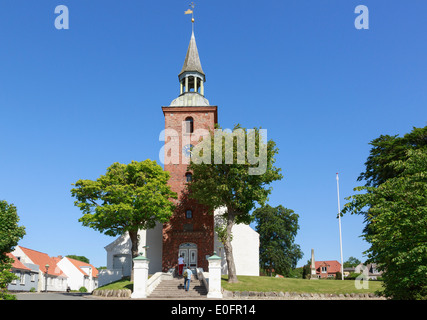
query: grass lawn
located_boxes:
[95,275,384,296]
[221,276,384,295]
[96,277,133,291]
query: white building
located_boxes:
[12,246,68,292]
[57,257,98,292]
[216,223,260,277]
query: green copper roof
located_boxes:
[134,254,149,261]
[208,251,222,260]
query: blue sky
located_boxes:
[0,0,426,268]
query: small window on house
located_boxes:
[321,266,327,273]
[185,172,192,182]
[185,117,194,134]
[186,210,193,219]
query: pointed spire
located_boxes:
[179,31,205,78]
[170,28,211,105]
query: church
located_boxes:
[98,26,259,287]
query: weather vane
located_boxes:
[185,2,196,31]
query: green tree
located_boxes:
[253,205,303,277]
[188,125,282,283]
[0,200,26,300]
[71,160,177,276]
[302,259,311,279]
[343,149,427,299]
[358,126,426,188]
[66,255,90,264]
[343,256,361,268]
[357,126,427,237]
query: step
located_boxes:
[148,277,207,299]
[151,284,206,292]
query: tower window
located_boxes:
[185,117,194,134]
[185,172,192,182]
[186,210,193,219]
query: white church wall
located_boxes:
[99,234,130,286]
[101,223,164,287]
[139,222,163,274]
[97,269,122,287]
[230,223,260,276]
[213,207,260,276]
[105,233,131,272]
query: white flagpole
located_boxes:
[336,173,344,280]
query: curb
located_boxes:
[92,289,132,298]
[222,289,385,299]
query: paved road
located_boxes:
[15,292,93,300]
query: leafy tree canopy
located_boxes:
[358,126,426,187]
[253,204,303,277]
[71,160,177,262]
[188,124,282,282]
[343,256,361,268]
[0,200,26,300]
[66,255,90,264]
[343,148,427,299]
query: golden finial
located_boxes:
[185,2,196,26]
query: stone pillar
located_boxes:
[207,251,223,299]
[185,77,189,93]
[200,79,204,96]
[310,248,318,280]
[180,81,183,95]
[131,254,150,298]
[194,76,198,93]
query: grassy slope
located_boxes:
[221,276,384,295]
[96,277,133,291]
[95,275,383,295]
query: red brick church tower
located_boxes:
[161,29,218,272]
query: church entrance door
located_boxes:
[179,243,197,269]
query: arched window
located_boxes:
[185,172,192,182]
[186,209,193,219]
[185,117,194,134]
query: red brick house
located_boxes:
[314,260,342,279]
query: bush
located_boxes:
[79,286,87,293]
[302,264,311,279]
[288,268,303,279]
[345,272,369,281]
[1,293,17,300]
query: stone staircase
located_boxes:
[148,275,207,299]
